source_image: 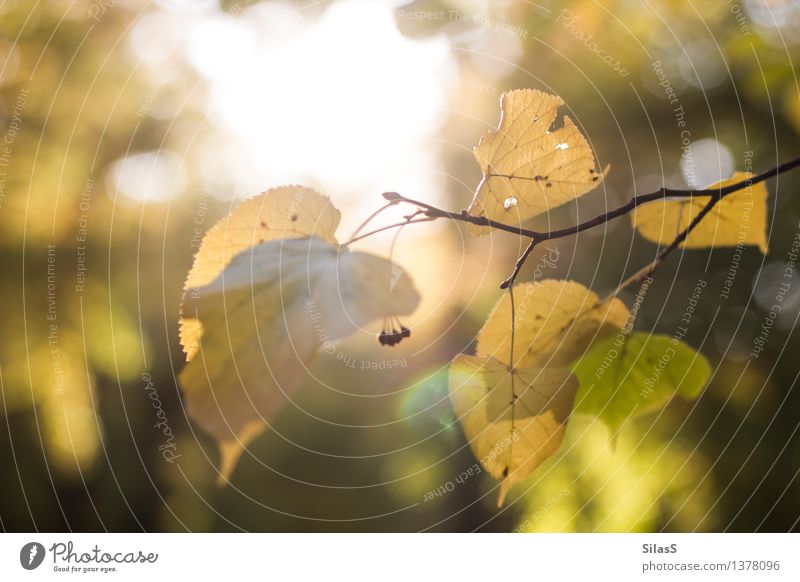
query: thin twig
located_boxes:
[501,238,539,289]
[348,200,397,240]
[606,195,721,299]
[383,192,546,239]
[645,194,720,276]
[344,214,432,246]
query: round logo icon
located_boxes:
[20,542,46,570]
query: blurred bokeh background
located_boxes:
[1,0,799,532]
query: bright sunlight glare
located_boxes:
[180,0,456,229]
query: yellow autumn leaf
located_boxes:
[631,171,768,253]
[448,354,578,506]
[180,185,341,360]
[477,280,629,368]
[468,89,608,235]
[179,190,420,482]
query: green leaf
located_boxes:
[572,333,711,432]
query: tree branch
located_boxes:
[383,157,800,287]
